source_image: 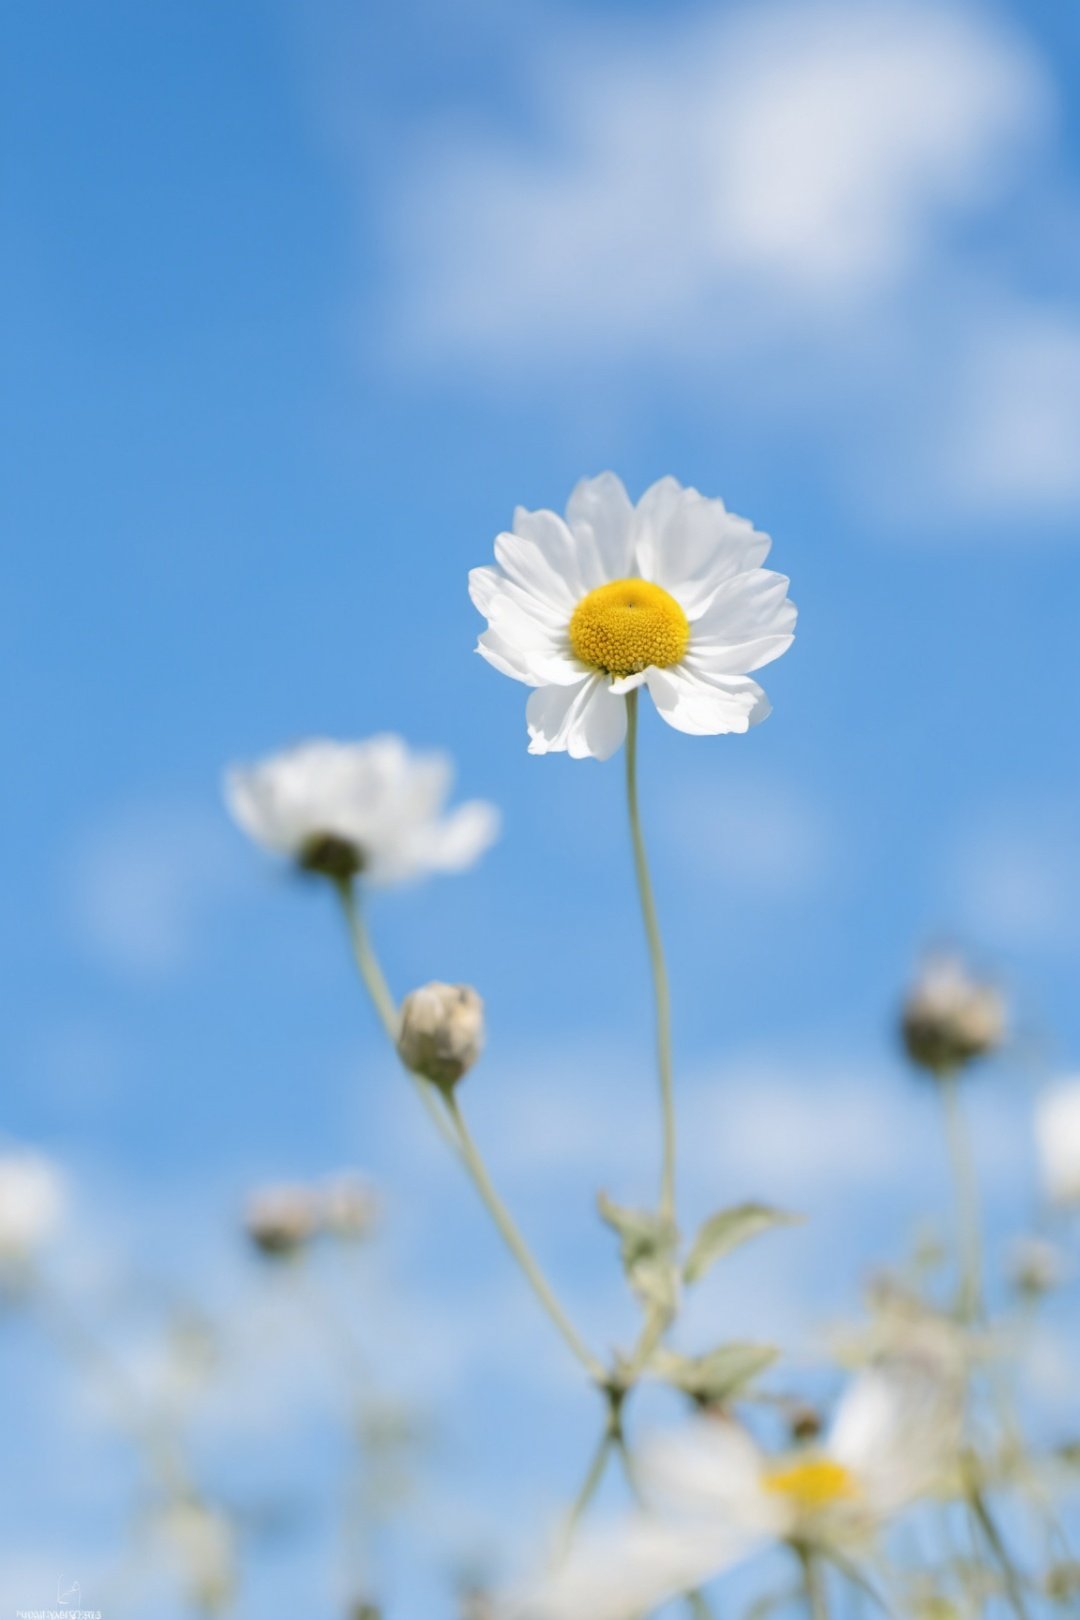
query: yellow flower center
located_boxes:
[568,578,690,679]
[763,1459,857,1514]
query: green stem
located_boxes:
[559,1417,615,1558]
[442,1091,606,1383]
[335,880,398,1040]
[335,880,603,1382]
[797,1545,830,1620]
[625,689,677,1223]
[335,880,459,1151]
[967,1477,1030,1620]
[940,1072,982,1322]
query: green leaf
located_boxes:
[597,1192,679,1315]
[683,1203,802,1285]
[651,1342,779,1404]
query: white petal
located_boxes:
[526,678,628,760]
[373,799,501,884]
[503,1516,752,1620]
[641,1420,773,1526]
[478,628,583,688]
[565,472,635,582]
[631,475,686,579]
[829,1362,960,1521]
[470,565,569,633]
[633,480,773,615]
[504,509,591,603]
[646,666,771,736]
[690,571,796,674]
[607,670,649,696]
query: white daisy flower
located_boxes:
[505,1361,957,1620]
[0,1148,67,1269]
[1035,1078,1080,1207]
[224,735,499,884]
[470,473,795,760]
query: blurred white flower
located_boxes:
[1035,1079,1080,1207]
[0,1149,67,1269]
[224,735,499,883]
[505,1361,957,1620]
[470,474,794,760]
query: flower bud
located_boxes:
[244,1184,319,1258]
[900,955,1005,1078]
[397,982,484,1090]
[297,831,365,882]
[1008,1235,1067,1298]
[787,1402,823,1444]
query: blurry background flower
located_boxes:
[0,1148,67,1277]
[507,1359,960,1620]
[1035,1079,1080,1208]
[225,737,499,884]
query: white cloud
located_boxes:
[664,775,835,900]
[947,803,1080,950]
[67,800,237,978]
[933,307,1080,515]
[385,0,1047,362]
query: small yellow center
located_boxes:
[568,578,690,679]
[763,1459,857,1515]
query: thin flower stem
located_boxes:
[335,879,400,1042]
[442,1091,607,1384]
[967,1478,1031,1620]
[797,1545,831,1620]
[559,1418,615,1558]
[624,689,677,1223]
[684,1593,716,1620]
[334,880,459,1151]
[334,881,602,1382]
[939,1072,982,1322]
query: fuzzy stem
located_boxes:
[797,1545,831,1620]
[624,689,677,1223]
[940,1072,983,1322]
[442,1091,606,1383]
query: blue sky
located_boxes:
[4,0,1080,1614]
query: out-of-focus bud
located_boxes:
[396,982,484,1091]
[161,1500,236,1615]
[787,1402,823,1444]
[1035,1079,1080,1208]
[244,1184,320,1258]
[1046,1561,1080,1604]
[319,1173,380,1242]
[297,831,365,882]
[900,954,1006,1078]
[1008,1235,1067,1298]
